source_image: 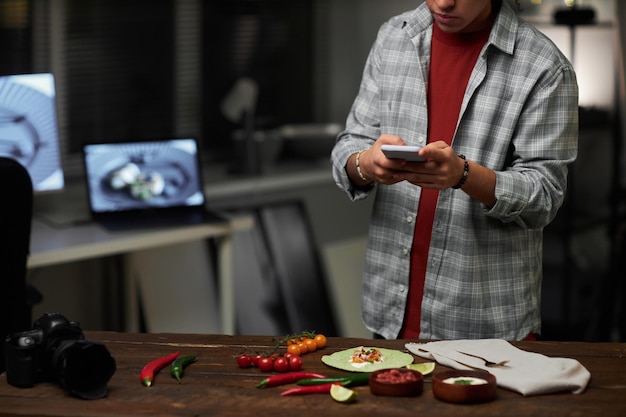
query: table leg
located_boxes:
[218,234,235,335]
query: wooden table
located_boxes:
[1,332,624,417]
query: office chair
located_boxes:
[0,157,42,373]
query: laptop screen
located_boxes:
[0,72,65,193]
[83,138,206,215]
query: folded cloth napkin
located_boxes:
[406,339,591,396]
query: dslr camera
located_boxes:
[4,312,116,399]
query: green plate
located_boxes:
[321,347,414,372]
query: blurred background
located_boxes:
[1,0,624,341]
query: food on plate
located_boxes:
[322,347,413,372]
[350,347,384,367]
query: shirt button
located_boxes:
[402,248,409,256]
[417,136,426,145]
[406,215,413,223]
[399,285,405,293]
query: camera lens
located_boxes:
[54,340,116,400]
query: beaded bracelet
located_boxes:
[356,150,370,182]
[452,154,469,189]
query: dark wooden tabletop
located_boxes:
[1,331,625,417]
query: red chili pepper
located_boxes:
[280,382,341,396]
[255,371,327,388]
[140,352,180,387]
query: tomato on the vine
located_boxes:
[258,357,274,372]
[287,343,301,356]
[273,357,289,372]
[314,334,327,349]
[297,340,308,354]
[304,338,317,353]
[251,354,263,367]
[236,354,252,368]
[288,355,303,371]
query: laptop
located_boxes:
[82,137,225,231]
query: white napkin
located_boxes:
[406,339,591,396]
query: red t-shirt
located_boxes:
[400,23,491,339]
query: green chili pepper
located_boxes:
[296,372,370,387]
[170,354,197,383]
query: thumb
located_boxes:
[420,141,449,162]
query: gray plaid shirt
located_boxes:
[331,0,578,340]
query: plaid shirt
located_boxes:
[331,0,578,340]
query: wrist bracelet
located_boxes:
[356,150,370,182]
[452,154,469,189]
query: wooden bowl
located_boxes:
[432,370,497,404]
[369,368,424,397]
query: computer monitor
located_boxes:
[0,73,64,192]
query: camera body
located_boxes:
[4,312,116,399]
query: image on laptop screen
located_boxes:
[83,138,206,214]
[0,73,65,192]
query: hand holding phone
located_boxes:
[380,144,426,162]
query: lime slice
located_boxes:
[330,385,358,403]
[406,362,436,375]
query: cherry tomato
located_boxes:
[304,338,317,353]
[314,334,327,349]
[251,354,263,367]
[287,344,301,356]
[236,354,252,368]
[258,357,274,372]
[297,340,308,354]
[273,357,289,373]
[288,355,303,371]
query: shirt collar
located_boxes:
[399,0,518,56]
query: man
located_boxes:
[331,0,578,340]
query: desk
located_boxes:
[27,215,253,334]
[0,332,624,417]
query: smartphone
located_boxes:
[380,144,426,162]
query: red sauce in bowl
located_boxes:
[369,368,424,397]
[374,368,419,383]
